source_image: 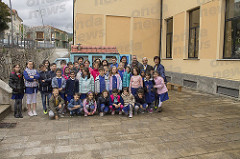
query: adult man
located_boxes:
[130,55,142,68]
[139,57,153,73]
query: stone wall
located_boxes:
[0,47,54,83]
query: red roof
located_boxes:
[71,45,119,54]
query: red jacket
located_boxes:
[91,69,99,81]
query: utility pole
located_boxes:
[9,0,14,46]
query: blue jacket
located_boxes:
[154,64,167,82]
[52,77,66,93]
[68,99,82,110]
[65,78,79,96]
[144,78,155,103]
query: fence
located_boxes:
[0,33,55,49]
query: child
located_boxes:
[79,67,94,100]
[78,57,84,65]
[63,67,70,80]
[76,63,84,81]
[118,62,125,81]
[121,87,134,118]
[39,64,52,115]
[104,65,110,77]
[60,60,67,74]
[67,62,74,71]
[129,67,143,96]
[23,60,40,117]
[109,89,124,115]
[9,64,25,118]
[42,60,50,71]
[91,62,100,81]
[110,56,118,68]
[153,71,169,112]
[49,88,65,120]
[83,92,97,117]
[95,67,109,96]
[140,70,145,82]
[84,60,93,73]
[134,89,148,115]
[109,66,122,94]
[68,93,82,117]
[122,66,131,88]
[52,68,66,100]
[73,61,79,74]
[102,60,109,67]
[49,63,57,78]
[65,71,79,103]
[97,90,110,117]
[144,72,155,113]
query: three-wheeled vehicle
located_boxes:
[54,45,132,67]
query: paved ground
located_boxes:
[0,89,240,159]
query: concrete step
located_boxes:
[0,105,11,121]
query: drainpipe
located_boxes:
[73,0,75,45]
[159,0,163,58]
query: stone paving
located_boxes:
[0,89,240,159]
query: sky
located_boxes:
[2,0,73,33]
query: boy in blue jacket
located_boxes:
[65,71,79,103]
[68,93,83,117]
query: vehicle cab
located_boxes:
[54,45,132,67]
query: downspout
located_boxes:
[73,0,75,45]
[159,0,163,58]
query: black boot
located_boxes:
[18,99,23,118]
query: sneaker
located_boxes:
[84,114,88,117]
[149,108,153,113]
[18,113,23,118]
[111,111,115,115]
[28,111,34,117]
[43,110,48,115]
[100,112,104,117]
[32,110,37,116]
[119,111,122,115]
[129,113,133,118]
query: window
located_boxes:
[166,18,173,58]
[36,32,44,40]
[188,8,200,58]
[223,0,240,59]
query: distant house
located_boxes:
[26,26,69,48]
[3,9,23,40]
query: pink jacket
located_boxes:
[91,69,100,81]
[83,99,97,114]
[154,76,168,94]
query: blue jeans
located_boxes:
[41,92,51,111]
[135,103,148,112]
[66,95,74,103]
[70,108,81,116]
[122,104,132,114]
[100,104,109,113]
[131,88,139,96]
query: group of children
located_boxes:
[9,56,169,119]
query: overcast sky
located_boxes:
[2,0,73,33]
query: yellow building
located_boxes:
[73,0,161,65]
[74,0,240,98]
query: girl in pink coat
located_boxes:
[153,71,169,112]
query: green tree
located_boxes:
[0,1,11,33]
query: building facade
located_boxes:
[73,0,161,65]
[161,0,240,98]
[74,0,240,98]
[26,26,69,48]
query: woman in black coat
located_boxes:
[9,64,25,118]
